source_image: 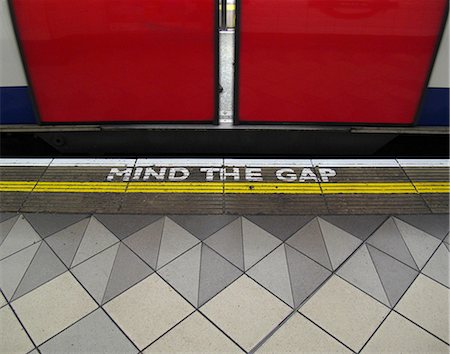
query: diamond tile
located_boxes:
[12,272,97,345]
[0,305,34,354]
[395,274,449,343]
[39,309,137,354]
[24,213,88,239]
[144,312,243,353]
[104,274,194,350]
[0,214,19,245]
[0,212,17,224]
[300,275,389,352]
[200,275,291,352]
[245,215,313,241]
[12,242,67,301]
[422,243,449,288]
[258,313,351,353]
[95,214,162,240]
[320,215,387,241]
[0,293,6,308]
[169,215,238,241]
[397,214,449,241]
[361,311,449,353]
[0,215,41,260]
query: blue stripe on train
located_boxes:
[0,86,36,124]
[418,87,449,126]
[0,86,448,126]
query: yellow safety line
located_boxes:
[0,181,448,194]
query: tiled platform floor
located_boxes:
[0,213,448,353]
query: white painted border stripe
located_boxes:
[397,159,449,167]
[224,159,312,167]
[312,159,399,167]
[49,159,136,167]
[136,158,223,167]
[0,158,52,166]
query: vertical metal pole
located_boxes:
[221,0,227,30]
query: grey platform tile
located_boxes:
[396,214,449,240]
[204,218,244,270]
[12,242,67,301]
[320,215,387,241]
[422,243,449,288]
[247,245,294,307]
[28,349,38,354]
[444,233,449,245]
[46,218,90,268]
[123,218,164,270]
[71,217,119,267]
[72,244,120,304]
[24,213,89,239]
[242,218,281,271]
[169,215,238,241]
[0,212,17,223]
[95,214,162,240]
[394,217,441,269]
[0,243,40,300]
[318,218,361,270]
[158,244,201,307]
[156,217,199,269]
[337,244,389,306]
[286,218,332,270]
[102,243,153,304]
[367,244,418,307]
[0,215,41,260]
[39,308,137,354]
[285,245,331,307]
[367,217,418,269]
[245,215,314,241]
[198,244,242,307]
[0,215,19,246]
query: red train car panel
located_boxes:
[236,0,447,124]
[11,0,217,123]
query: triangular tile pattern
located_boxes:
[0,243,40,300]
[396,214,449,241]
[245,215,314,241]
[156,217,199,269]
[158,243,242,307]
[46,218,90,267]
[0,215,19,246]
[24,213,88,239]
[0,215,41,260]
[247,244,330,308]
[320,215,387,241]
[72,243,153,305]
[286,217,360,271]
[0,213,17,223]
[367,245,417,307]
[394,218,441,269]
[366,217,418,270]
[11,242,66,300]
[95,214,162,240]
[422,243,449,288]
[337,244,390,306]
[169,215,239,241]
[123,217,165,270]
[71,216,119,267]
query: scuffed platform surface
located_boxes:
[0,213,448,353]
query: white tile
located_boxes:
[200,275,291,352]
[258,313,351,353]
[0,306,34,354]
[395,274,449,343]
[362,311,449,353]
[397,159,449,167]
[136,158,223,167]
[224,159,312,167]
[11,272,97,345]
[312,159,399,167]
[0,158,52,166]
[50,159,136,167]
[300,275,389,352]
[104,274,194,350]
[144,312,243,353]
